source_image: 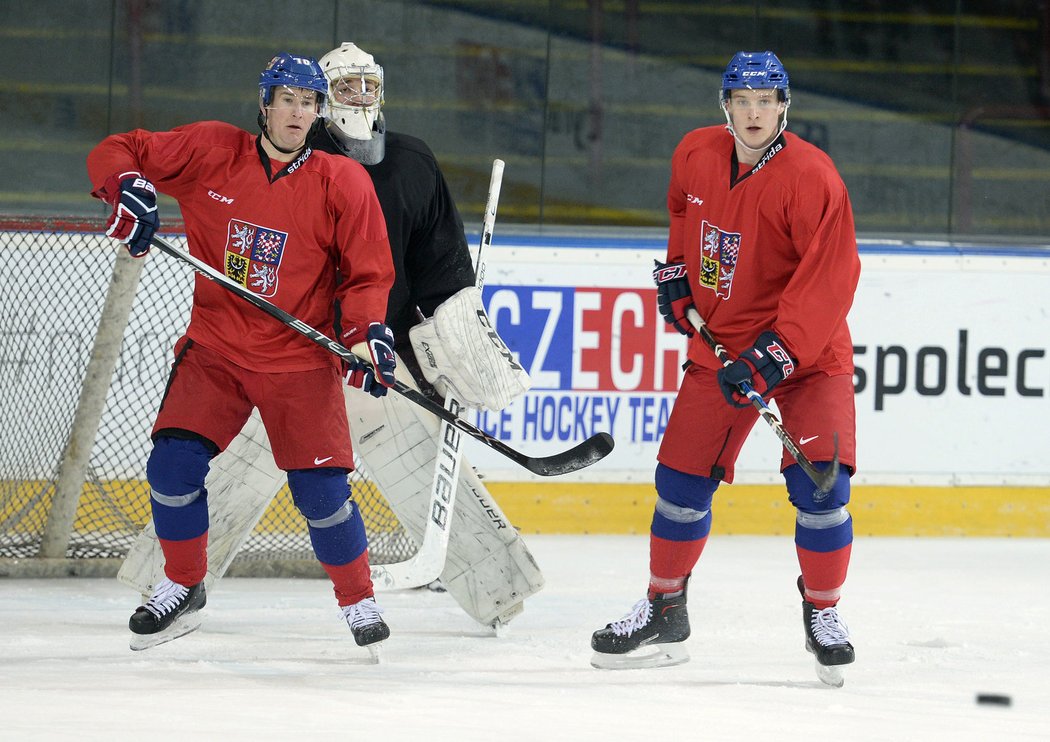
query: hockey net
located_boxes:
[0,216,416,575]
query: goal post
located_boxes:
[0,216,416,578]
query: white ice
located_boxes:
[1,535,1047,741]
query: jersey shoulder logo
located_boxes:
[698,219,741,300]
[224,219,288,297]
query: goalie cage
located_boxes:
[0,216,418,578]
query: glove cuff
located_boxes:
[755,330,796,379]
[91,170,146,205]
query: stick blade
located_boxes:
[524,432,615,477]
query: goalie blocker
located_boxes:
[410,285,530,411]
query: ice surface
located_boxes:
[1,535,1046,740]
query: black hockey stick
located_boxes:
[685,307,839,494]
[149,235,614,476]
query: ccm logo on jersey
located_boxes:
[686,193,704,206]
[208,190,234,204]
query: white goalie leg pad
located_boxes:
[346,365,545,627]
[117,413,285,596]
[409,286,531,411]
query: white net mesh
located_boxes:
[0,217,415,570]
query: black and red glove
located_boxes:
[652,259,694,336]
[343,322,396,398]
[97,171,158,257]
[717,331,797,407]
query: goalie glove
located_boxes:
[409,286,531,411]
[717,330,797,408]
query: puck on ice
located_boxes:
[976,694,1011,706]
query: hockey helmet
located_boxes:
[259,52,328,115]
[721,51,790,104]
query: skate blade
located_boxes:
[815,659,845,688]
[129,613,203,651]
[365,643,382,664]
[590,643,689,670]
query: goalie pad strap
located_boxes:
[409,286,530,411]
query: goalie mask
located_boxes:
[320,42,386,165]
[719,51,791,152]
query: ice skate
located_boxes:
[798,576,854,687]
[128,577,206,651]
[341,596,390,662]
[590,588,690,670]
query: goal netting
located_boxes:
[0,216,416,576]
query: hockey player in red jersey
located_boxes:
[114,43,539,635]
[591,51,861,685]
[87,52,398,653]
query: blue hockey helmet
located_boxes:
[721,51,790,103]
[259,52,328,112]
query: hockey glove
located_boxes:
[717,331,797,408]
[344,322,397,398]
[98,171,159,257]
[652,259,694,336]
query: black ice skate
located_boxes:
[590,587,690,670]
[128,577,207,651]
[798,576,854,687]
[341,596,390,662]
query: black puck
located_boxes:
[976,694,1011,706]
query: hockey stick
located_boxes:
[149,234,613,476]
[685,307,839,494]
[390,158,506,588]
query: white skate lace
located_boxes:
[811,606,850,646]
[341,597,384,630]
[609,599,653,637]
[142,578,189,618]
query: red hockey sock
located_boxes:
[797,543,852,609]
[321,551,374,607]
[648,534,707,598]
[159,532,208,587]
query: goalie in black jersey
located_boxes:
[118,42,542,632]
[313,42,540,623]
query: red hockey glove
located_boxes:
[97,171,158,257]
[717,331,797,408]
[652,260,694,336]
[344,322,396,398]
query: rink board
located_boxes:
[3,480,1047,537]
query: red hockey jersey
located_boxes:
[666,126,861,373]
[87,121,393,373]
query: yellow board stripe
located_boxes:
[485,483,1050,538]
[4,481,1048,538]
